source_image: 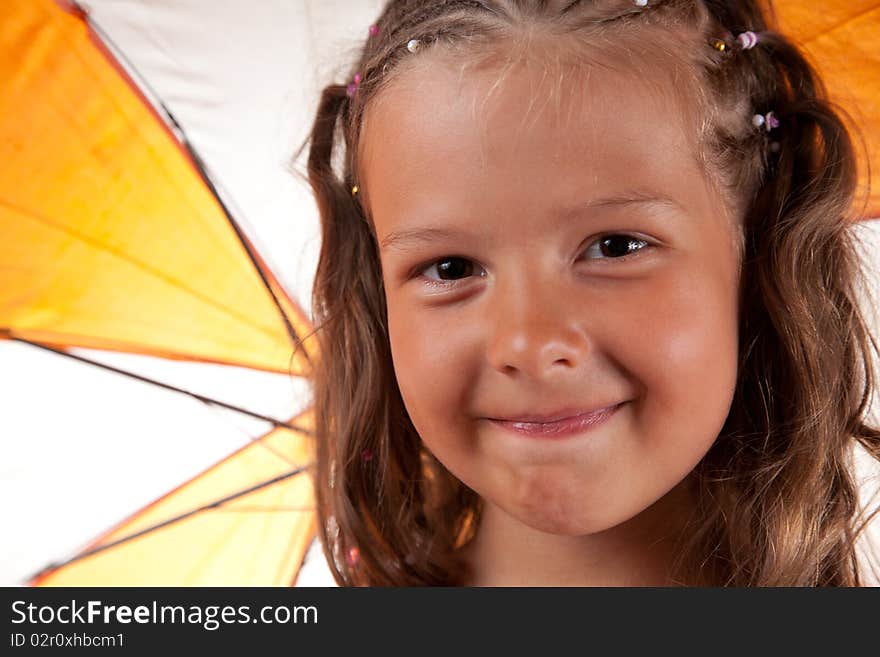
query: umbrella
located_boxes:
[1,0,878,587]
[0,0,383,586]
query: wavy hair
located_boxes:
[300,0,880,586]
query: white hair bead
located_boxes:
[736,31,759,50]
[752,114,766,128]
[634,0,648,6]
[406,39,421,53]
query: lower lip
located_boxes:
[489,403,623,438]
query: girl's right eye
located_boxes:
[418,257,484,288]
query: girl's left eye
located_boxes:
[582,234,651,261]
[415,233,651,288]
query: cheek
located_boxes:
[386,299,478,441]
[616,259,739,457]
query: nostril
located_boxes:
[487,312,591,378]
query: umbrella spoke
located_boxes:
[24,464,313,582]
[8,334,313,435]
[216,505,317,512]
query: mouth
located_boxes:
[487,402,624,439]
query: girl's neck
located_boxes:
[458,476,696,587]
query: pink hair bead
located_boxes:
[736,31,759,50]
[346,546,360,568]
[752,111,780,132]
[346,73,363,97]
[368,24,379,37]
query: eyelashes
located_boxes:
[582,234,651,261]
[415,233,652,288]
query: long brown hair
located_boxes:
[300,0,880,586]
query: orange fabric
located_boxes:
[0,0,314,375]
[32,411,317,586]
[775,1,880,217]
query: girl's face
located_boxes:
[361,50,741,537]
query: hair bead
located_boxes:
[710,38,728,53]
[634,0,648,6]
[406,38,421,53]
[346,72,363,97]
[736,31,760,50]
[752,111,780,132]
[346,546,360,568]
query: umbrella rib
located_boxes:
[9,334,312,435]
[80,6,314,373]
[215,505,316,512]
[25,464,312,583]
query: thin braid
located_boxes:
[384,0,498,43]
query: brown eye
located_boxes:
[422,257,480,282]
[584,234,650,260]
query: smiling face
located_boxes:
[359,43,741,538]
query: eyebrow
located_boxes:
[378,193,684,253]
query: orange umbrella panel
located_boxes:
[0,0,315,375]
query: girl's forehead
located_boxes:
[360,52,709,219]
[363,32,701,148]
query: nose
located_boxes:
[485,274,591,381]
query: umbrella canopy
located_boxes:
[0,0,383,586]
[774,1,880,216]
[1,0,878,587]
[0,0,313,373]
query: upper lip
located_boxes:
[488,403,623,424]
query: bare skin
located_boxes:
[360,45,741,586]
[457,473,698,586]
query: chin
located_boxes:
[523,517,600,536]
[504,498,615,537]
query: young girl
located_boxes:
[302,0,880,586]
